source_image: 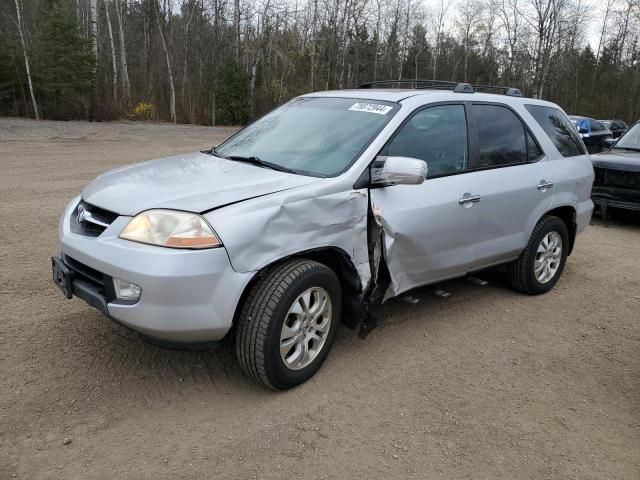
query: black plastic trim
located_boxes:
[72,278,109,315]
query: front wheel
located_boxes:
[235,259,341,390]
[507,216,569,295]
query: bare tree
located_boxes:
[594,0,615,64]
[234,0,241,62]
[104,0,118,103]
[155,0,177,123]
[4,0,640,125]
[496,0,523,84]
[181,0,199,105]
[114,0,130,104]
[89,0,98,118]
[13,0,39,119]
[430,0,450,79]
[456,0,483,82]
[524,0,567,98]
[372,0,383,80]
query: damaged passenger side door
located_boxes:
[369,104,479,297]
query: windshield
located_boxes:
[614,123,640,150]
[214,97,398,176]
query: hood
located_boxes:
[591,150,640,173]
[82,152,320,216]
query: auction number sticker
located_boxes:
[348,103,393,115]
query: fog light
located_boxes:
[113,278,142,301]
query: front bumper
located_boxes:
[592,190,640,212]
[57,197,254,343]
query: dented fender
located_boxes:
[205,181,371,290]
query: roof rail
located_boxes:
[471,84,523,97]
[357,79,525,97]
[358,79,474,92]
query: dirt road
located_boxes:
[1,118,638,479]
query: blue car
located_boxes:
[569,115,613,153]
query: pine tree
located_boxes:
[0,36,17,113]
[215,63,251,125]
[36,0,95,119]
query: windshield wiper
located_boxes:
[613,146,640,152]
[219,154,299,174]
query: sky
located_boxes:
[418,0,605,49]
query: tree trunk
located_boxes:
[181,0,198,113]
[373,0,382,80]
[14,0,39,119]
[155,0,176,123]
[104,0,118,104]
[89,0,98,120]
[249,59,257,118]
[234,0,240,63]
[115,0,131,104]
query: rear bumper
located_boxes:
[57,197,254,343]
[576,199,594,234]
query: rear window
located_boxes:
[526,105,587,157]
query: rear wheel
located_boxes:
[507,216,569,295]
[235,259,341,390]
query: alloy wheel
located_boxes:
[534,231,563,284]
[279,287,332,371]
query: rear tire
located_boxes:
[235,259,341,390]
[507,216,569,295]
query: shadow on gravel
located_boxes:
[46,263,519,396]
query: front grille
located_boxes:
[593,167,606,186]
[604,169,640,189]
[593,167,640,189]
[70,201,118,237]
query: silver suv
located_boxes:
[52,82,594,389]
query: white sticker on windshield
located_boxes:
[349,103,393,115]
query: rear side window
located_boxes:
[527,131,543,162]
[469,104,528,168]
[525,105,587,157]
[591,120,606,132]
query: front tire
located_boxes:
[507,216,569,295]
[235,259,341,390]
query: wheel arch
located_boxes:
[232,247,365,330]
[540,205,577,255]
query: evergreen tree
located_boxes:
[35,0,94,119]
[0,35,17,113]
[215,62,251,125]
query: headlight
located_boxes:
[119,209,222,249]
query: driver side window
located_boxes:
[386,105,468,178]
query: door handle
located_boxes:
[459,194,481,205]
[537,181,554,190]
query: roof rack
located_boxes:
[357,79,524,97]
[471,84,523,97]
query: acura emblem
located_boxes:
[76,205,88,224]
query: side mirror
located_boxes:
[578,126,589,135]
[371,156,428,187]
[602,137,617,150]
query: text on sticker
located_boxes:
[349,103,393,115]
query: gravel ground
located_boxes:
[0,117,638,480]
